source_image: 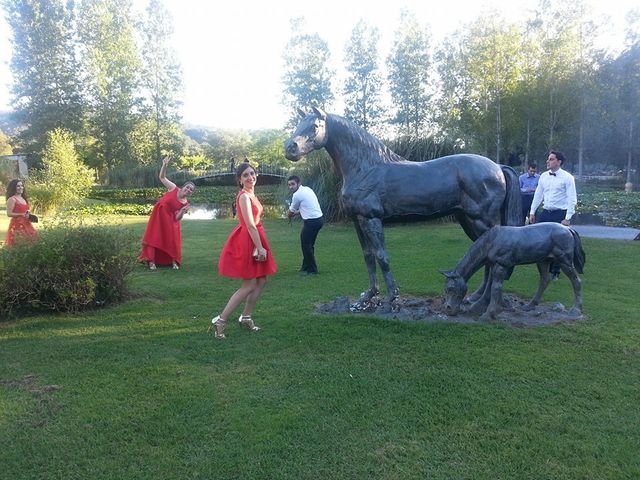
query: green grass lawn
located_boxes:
[1,215,639,479]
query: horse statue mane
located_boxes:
[325,114,407,166]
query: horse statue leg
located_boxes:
[523,260,552,311]
[353,217,380,304]
[356,215,399,311]
[559,262,583,317]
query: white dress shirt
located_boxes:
[529,168,577,220]
[289,185,323,220]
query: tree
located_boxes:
[609,43,640,185]
[282,17,335,128]
[436,13,522,162]
[78,0,142,172]
[31,128,93,212]
[386,10,432,137]
[0,130,12,156]
[343,19,384,133]
[470,17,522,163]
[246,130,290,168]
[511,17,546,167]
[139,0,183,163]
[4,0,85,159]
[533,0,583,152]
[202,129,252,170]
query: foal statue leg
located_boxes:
[559,262,583,317]
[356,216,399,311]
[479,264,509,322]
[467,270,493,314]
[523,261,551,311]
[455,213,495,304]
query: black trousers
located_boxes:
[300,216,324,273]
[539,209,567,275]
[521,194,534,223]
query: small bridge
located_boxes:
[189,165,289,186]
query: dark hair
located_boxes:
[235,161,255,186]
[528,163,537,170]
[6,179,28,201]
[182,181,196,190]
[287,175,301,183]
[550,150,565,164]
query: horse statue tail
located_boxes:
[500,165,523,226]
[570,228,586,274]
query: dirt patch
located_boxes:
[1,374,64,427]
[316,294,585,328]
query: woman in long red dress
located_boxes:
[139,157,195,270]
[209,162,277,339]
[4,179,38,247]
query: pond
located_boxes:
[184,203,288,220]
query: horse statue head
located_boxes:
[284,106,328,161]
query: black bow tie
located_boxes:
[549,172,556,176]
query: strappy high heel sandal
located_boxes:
[172,262,179,270]
[238,315,260,332]
[149,262,157,270]
[208,315,226,339]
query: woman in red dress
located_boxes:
[4,179,38,247]
[139,157,195,270]
[210,162,277,339]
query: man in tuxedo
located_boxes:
[529,150,577,279]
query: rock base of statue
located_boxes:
[316,294,584,328]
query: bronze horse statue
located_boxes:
[440,223,586,321]
[284,107,522,308]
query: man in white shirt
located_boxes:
[287,176,324,275]
[529,150,577,279]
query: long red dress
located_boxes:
[139,188,187,266]
[218,190,277,279]
[5,200,37,247]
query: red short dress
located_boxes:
[218,191,277,279]
[5,201,38,247]
[139,188,187,266]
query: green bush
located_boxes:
[108,164,162,188]
[288,151,347,222]
[107,164,208,188]
[577,191,640,228]
[0,221,137,319]
[67,203,154,216]
[89,185,285,208]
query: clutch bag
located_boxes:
[28,213,38,223]
[252,247,266,262]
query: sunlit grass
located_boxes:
[1,213,639,479]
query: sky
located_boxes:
[0,0,637,131]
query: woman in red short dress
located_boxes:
[210,162,277,339]
[4,179,38,247]
[139,157,195,270]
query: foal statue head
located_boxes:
[284,106,328,161]
[439,270,468,315]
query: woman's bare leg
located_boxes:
[242,277,267,317]
[219,279,257,320]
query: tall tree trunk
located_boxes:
[525,117,531,169]
[578,122,584,177]
[548,90,554,147]
[626,119,634,185]
[154,111,162,163]
[496,95,501,164]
